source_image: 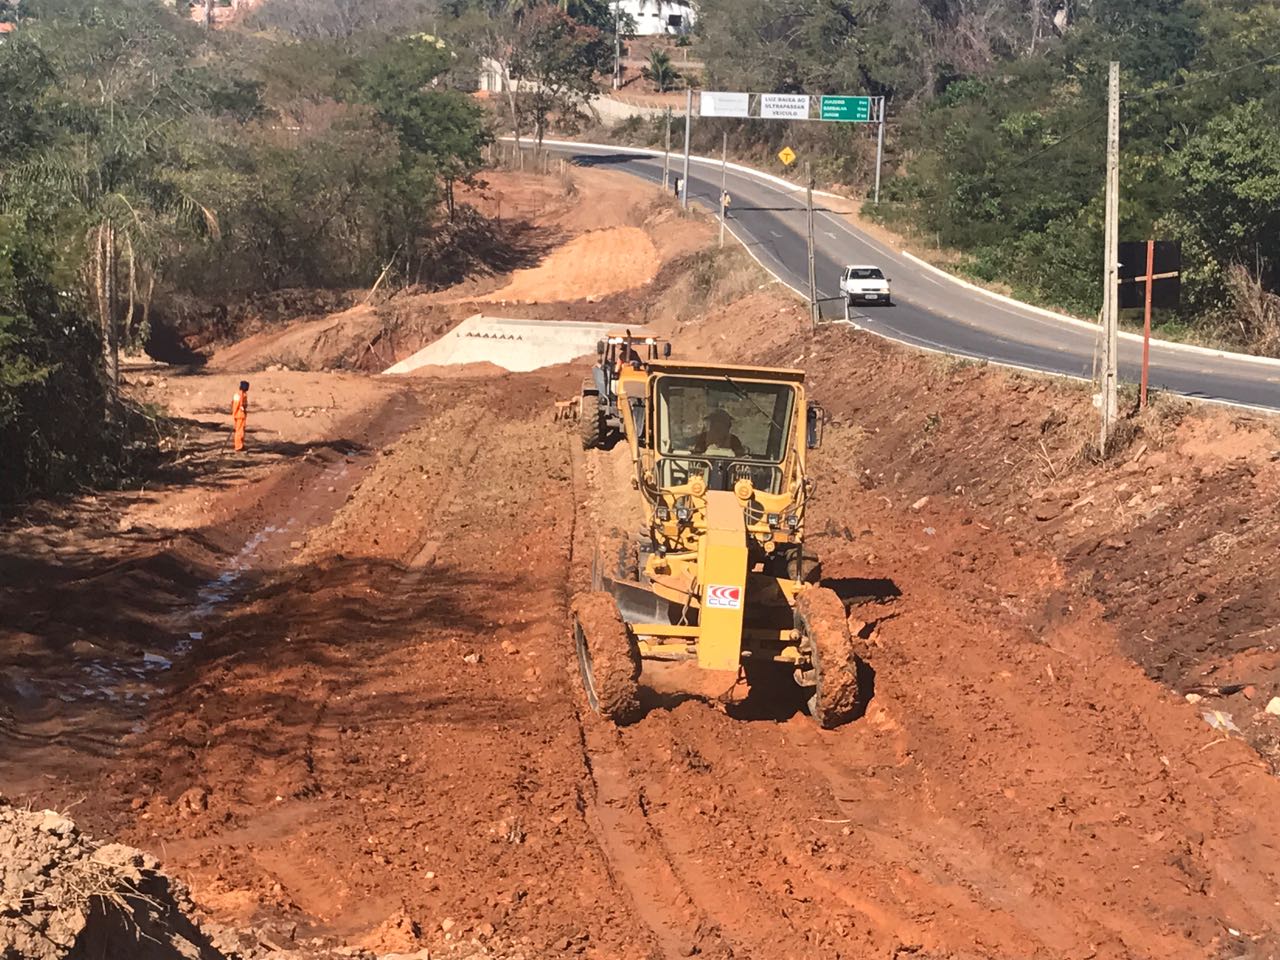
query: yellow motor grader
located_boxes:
[571,358,862,728]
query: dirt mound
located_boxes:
[403,360,509,379]
[210,304,385,372]
[202,167,711,375]
[482,227,660,303]
[0,801,222,960]
[465,168,662,236]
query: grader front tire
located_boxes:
[580,395,604,450]
[571,592,641,724]
[796,587,861,730]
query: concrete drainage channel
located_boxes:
[383,315,617,374]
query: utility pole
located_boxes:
[663,109,673,189]
[1099,60,1121,456]
[681,87,692,211]
[612,2,622,90]
[806,162,818,328]
[719,132,728,248]
[873,96,886,204]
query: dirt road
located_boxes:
[4,168,1280,960]
[10,362,1270,960]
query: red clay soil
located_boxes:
[8,352,1274,960]
[687,292,1280,772]
[3,178,1280,960]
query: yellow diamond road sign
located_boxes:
[778,146,797,166]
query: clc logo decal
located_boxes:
[705,585,742,609]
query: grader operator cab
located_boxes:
[571,359,862,728]
[580,329,672,451]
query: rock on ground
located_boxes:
[0,799,224,960]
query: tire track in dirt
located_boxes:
[570,440,903,959]
[568,439,738,960]
[569,430,1280,960]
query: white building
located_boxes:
[617,0,696,36]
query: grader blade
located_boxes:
[600,576,673,626]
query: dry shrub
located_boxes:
[653,247,768,325]
[1225,264,1280,356]
[1060,387,1191,468]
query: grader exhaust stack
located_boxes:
[572,359,861,728]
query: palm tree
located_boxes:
[644,49,679,92]
[6,126,217,409]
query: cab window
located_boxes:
[655,376,795,464]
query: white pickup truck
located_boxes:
[839,265,892,306]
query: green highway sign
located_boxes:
[820,96,873,123]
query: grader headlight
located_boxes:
[733,477,754,501]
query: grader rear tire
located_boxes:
[796,587,860,729]
[571,592,641,724]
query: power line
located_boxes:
[1004,115,1105,172]
[1121,49,1280,102]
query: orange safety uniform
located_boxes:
[231,386,249,451]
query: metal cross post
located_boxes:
[1130,240,1179,408]
[1141,239,1155,408]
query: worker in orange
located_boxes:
[231,380,250,452]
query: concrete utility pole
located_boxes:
[612,2,622,90]
[663,108,672,191]
[681,87,692,210]
[1099,60,1121,456]
[874,96,886,204]
[806,162,818,328]
[719,132,728,248]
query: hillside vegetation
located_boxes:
[691,0,1280,347]
[0,0,489,503]
[2,0,1277,504]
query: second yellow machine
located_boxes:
[572,357,862,728]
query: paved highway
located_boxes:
[548,141,1280,412]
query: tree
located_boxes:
[509,5,602,145]
[360,35,491,217]
[2,1,224,407]
[452,8,525,142]
[507,0,613,31]
[0,213,111,503]
[246,0,434,45]
[1162,99,1280,316]
[643,48,678,92]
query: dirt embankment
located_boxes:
[3,160,1280,960]
[654,283,1280,767]
[208,168,712,376]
